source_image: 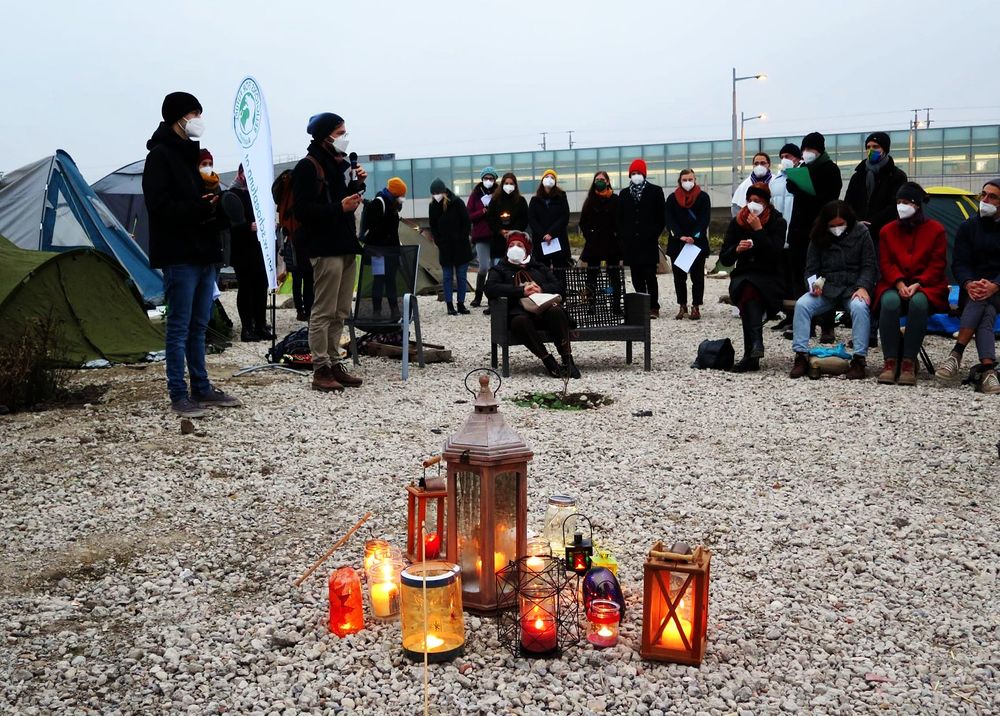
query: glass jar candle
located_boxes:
[400,561,465,662]
[367,558,403,621]
[363,539,392,573]
[543,496,577,556]
[328,566,364,637]
[586,599,621,648]
[519,590,558,655]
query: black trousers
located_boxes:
[510,308,572,359]
[292,249,314,317]
[232,251,268,330]
[629,264,659,310]
[671,254,706,307]
[371,255,400,312]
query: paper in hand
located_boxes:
[541,237,562,256]
[372,256,386,276]
[673,243,703,273]
[481,194,492,208]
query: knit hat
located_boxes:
[161,91,202,125]
[628,159,647,177]
[779,143,802,159]
[506,230,532,256]
[480,166,498,180]
[385,177,407,197]
[984,178,1000,191]
[307,112,345,139]
[896,182,928,205]
[865,131,891,152]
[801,132,826,154]
[541,169,557,181]
[429,178,447,195]
[746,182,772,202]
[199,148,214,164]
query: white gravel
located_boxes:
[1,273,997,716]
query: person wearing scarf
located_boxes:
[719,183,787,372]
[664,169,712,319]
[730,152,774,217]
[617,159,666,318]
[844,131,908,254]
[580,171,623,311]
[363,176,407,317]
[873,182,947,385]
[198,149,221,193]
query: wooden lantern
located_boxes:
[443,371,531,613]
[406,456,448,562]
[639,541,711,665]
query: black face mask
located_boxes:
[594,180,608,191]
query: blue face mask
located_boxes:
[868,149,883,164]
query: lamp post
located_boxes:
[731,68,766,195]
[740,112,766,177]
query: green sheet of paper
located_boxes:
[785,166,816,196]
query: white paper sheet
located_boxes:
[481,194,492,208]
[673,243,703,273]
[372,256,386,276]
[541,237,562,256]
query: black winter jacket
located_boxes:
[486,192,529,259]
[429,192,474,267]
[617,183,666,266]
[787,154,843,249]
[485,260,563,320]
[843,156,907,247]
[363,191,401,248]
[579,194,622,264]
[292,141,363,258]
[528,190,571,264]
[664,189,712,259]
[142,123,222,268]
[804,222,877,299]
[953,215,1000,286]
[719,211,788,314]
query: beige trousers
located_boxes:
[309,255,356,368]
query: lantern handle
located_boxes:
[463,368,502,398]
[562,513,593,546]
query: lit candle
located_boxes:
[370,581,398,619]
[494,551,507,573]
[658,616,693,649]
[521,612,558,653]
[424,634,444,649]
[586,600,620,648]
[423,533,441,560]
[525,555,546,572]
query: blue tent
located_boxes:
[0,150,164,305]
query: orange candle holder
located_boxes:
[328,566,364,637]
[639,541,711,665]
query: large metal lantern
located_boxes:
[443,370,532,613]
[639,541,711,665]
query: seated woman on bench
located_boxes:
[485,231,580,378]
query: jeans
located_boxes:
[442,263,470,305]
[879,290,929,360]
[163,264,217,401]
[959,294,1000,361]
[793,292,870,356]
[310,255,356,368]
[474,242,498,276]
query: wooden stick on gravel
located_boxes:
[294,512,372,587]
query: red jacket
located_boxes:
[875,218,948,312]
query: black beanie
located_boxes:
[430,178,448,195]
[779,143,802,159]
[896,181,928,204]
[307,112,345,139]
[161,91,202,125]
[865,131,891,153]
[746,182,772,202]
[801,132,826,154]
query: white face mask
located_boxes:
[432,194,444,203]
[896,203,917,219]
[199,165,214,176]
[980,201,998,218]
[752,164,769,178]
[630,173,645,186]
[802,150,819,164]
[829,225,847,237]
[506,245,526,264]
[746,201,765,216]
[482,179,495,189]
[397,197,405,206]
[780,157,795,170]
[542,177,556,188]
[681,179,695,191]
[328,133,349,154]
[503,183,516,195]
[183,117,205,139]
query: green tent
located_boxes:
[0,234,163,365]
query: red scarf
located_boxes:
[674,184,702,209]
[736,203,772,230]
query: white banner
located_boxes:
[232,76,278,290]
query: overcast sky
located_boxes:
[3,0,997,182]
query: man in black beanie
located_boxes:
[293,112,368,392]
[143,91,242,418]
[844,131,907,249]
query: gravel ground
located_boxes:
[1,273,997,716]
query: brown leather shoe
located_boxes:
[897,358,917,386]
[689,306,701,320]
[675,305,688,320]
[312,364,344,392]
[789,352,809,379]
[877,358,898,384]
[650,309,660,319]
[845,355,867,380]
[331,362,363,387]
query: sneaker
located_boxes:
[789,352,809,379]
[845,356,867,380]
[171,396,207,418]
[877,358,898,385]
[331,362,363,387]
[982,369,1000,394]
[192,386,243,408]
[935,352,962,381]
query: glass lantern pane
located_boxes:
[494,471,518,574]
[454,470,482,593]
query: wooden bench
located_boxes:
[489,266,651,377]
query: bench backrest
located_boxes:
[554,266,625,329]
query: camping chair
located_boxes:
[347,244,425,380]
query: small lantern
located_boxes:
[496,555,580,658]
[363,539,395,573]
[564,516,594,576]
[367,558,403,621]
[400,561,465,662]
[444,370,531,613]
[328,566,364,637]
[406,456,448,562]
[640,541,711,665]
[586,600,621,648]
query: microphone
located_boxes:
[348,151,365,194]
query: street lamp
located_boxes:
[740,112,766,177]
[731,68,766,195]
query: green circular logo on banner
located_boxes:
[233,78,262,149]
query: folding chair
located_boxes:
[347,244,425,380]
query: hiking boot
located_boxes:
[845,355,867,380]
[877,358,898,385]
[789,352,809,379]
[542,354,562,378]
[819,328,836,344]
[982,368,1000,394]
[470,275,485,308]
[561,354,581,379]
[457,303,470,315]
[446,302,458,316]
[331,362,363,388]
[689,306,701,320]
[935,351,962,381]
[171,396,206,418]
[675,305,688,320]
[898,359,917,386]
[193,385,243,408]
[731,356,761,373]
[312,364,344,392]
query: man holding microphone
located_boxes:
[293,112,367,392]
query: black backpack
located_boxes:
[691,338,735,370]
[267,327,311,366]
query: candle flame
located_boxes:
[534,618,545,630]
[597,625,614,637]
[425,634,444,649]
